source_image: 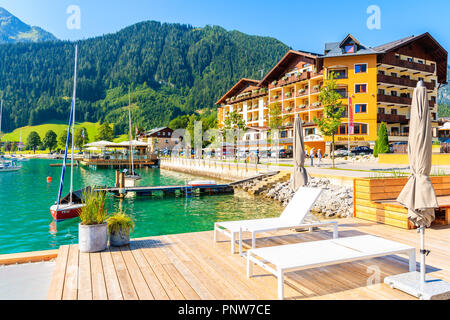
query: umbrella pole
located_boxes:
[420,226,426,288]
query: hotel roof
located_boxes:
[215,78,260,105]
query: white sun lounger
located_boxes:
[214,187,338,254]
[246,235,416,300]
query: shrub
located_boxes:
[80,188,107,225]
[107,212,135,235]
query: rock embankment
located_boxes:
[263,177,354,218]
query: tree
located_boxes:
[268,102,287,130]
[27,131,41,153]
[313,72,345,168]
[43,130,58,152]
[59,130,72,149]
[96,122,114,141]
[374,122,389,157]
[74,127,89,150]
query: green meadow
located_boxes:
[0,121,100,144]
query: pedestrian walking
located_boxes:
[317,149,322,167]
[309,148,315,167]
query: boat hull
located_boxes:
[50,203,84,221]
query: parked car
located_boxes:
[272,149,293,158]
[259,150,271,158]
[333,149,351,157]
[351,146,373,155]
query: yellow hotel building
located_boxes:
[216,33,447,155]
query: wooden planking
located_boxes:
[0,249,58,266]
[119,245,154,300]
[109,246,138,300]
[90,252,108,300]
[136,239,185,300]
[100,250,123,300]
[78,251,92,300]
[48,218,450,300]
[62,244,79,300]
[47,245,70,300]
[129,241,170,300]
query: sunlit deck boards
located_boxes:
[47,218,450,300]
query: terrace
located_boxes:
[46,218,450,300]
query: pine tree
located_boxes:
[375,122,390,155]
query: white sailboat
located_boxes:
[0,101,22,172]
[50,45,85,221]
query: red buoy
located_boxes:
[47,176,52,183]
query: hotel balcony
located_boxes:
[377,94,435,108]
[379,55,435,75]
[377,113,409,124]
[268,71,323,89]
[377,74,435,91]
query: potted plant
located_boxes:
[79,189,108,253]
[107,212,135,247]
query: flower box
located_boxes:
[354,176,450,229]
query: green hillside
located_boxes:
[0,21,289,134]
[0,7,56,44]
[0,121,100,144]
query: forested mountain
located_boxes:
[438,66,450,106]
[0,7,56,44]
[0,21,289,134]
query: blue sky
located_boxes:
[1,0,449,53]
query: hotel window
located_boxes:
[337,123,368,135]
[378,107,385,114]
[281,131,288,138]
[391,109,398,115]
[378,89,385,95]
[403,127,409,135]
[407,57,413,62]
[305,128,315,136]
[355,64,367,73]
[355,104,367,113]
[355,84,367,93]
[344,44,356,54]
[418,77,424,81]
[391,127,400,136]
[417,60,424,64]
[165,139,169,144]
[391,72,398,78]
[168,132,171,137]
[431,96,436,103]
[336,88,347,98]
[354,123,368,135]
[329,69,347,79]
[157,132,161,136]
[391,90,398,97]
[432,113,437,121]
[379,70,385,75]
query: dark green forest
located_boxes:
[0,21,289,134]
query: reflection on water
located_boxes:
[0,159,283,254]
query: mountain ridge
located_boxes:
[0,7,57,44]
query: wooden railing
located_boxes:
[377,113,408,124]
[380,55,435,74]
[377,74,435,90]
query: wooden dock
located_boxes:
[96,184,234,197]
[47,218,450,300]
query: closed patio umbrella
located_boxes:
[291,115,308,192]
[385,81,450,300]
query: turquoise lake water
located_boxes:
[0,159,283,254]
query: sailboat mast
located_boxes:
[69,45,78,204]
[0,99,3,135]
[128,88,134,175]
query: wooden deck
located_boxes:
[47,218,450,300]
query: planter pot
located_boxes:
[109,229,131,247]
[79,223,107,253]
